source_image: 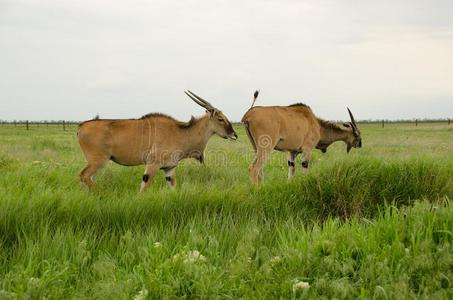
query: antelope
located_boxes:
[241,91,362,184]
[77,91,238,192]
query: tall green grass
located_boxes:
[0,200,451,299]
[0,124,452,299]
[1,157,451,233]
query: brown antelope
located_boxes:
[78,91,238,192]
[242,91,362,184]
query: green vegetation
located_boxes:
[0,123,452,299]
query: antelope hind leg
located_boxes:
[79,159,107,191]
[249,147,272,184]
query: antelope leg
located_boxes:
[164,167,177,189]
[287,151,298,180]
[140,164,159,192]
[301,148,313,175]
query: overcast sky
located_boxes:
[1,0,452,121]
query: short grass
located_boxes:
[0,123,452,299]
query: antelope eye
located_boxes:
[217,118,224,122]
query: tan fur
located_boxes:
[78,94,237,192]
[242,99,361,184]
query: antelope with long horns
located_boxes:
[242,91,362,184]
[78,91,238,192]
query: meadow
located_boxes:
[0,122,452,299]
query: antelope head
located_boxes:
[342,108,362,153]
[184,90,238,140]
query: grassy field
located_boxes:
[0,122,452,299]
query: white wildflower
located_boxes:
[173,250,207,264]
[292,280,310,292]
[153,242,162,248]
[28,277,40,286]
[270,256,281,266]
[32,161,41,164]
[183,250,206,264]
[133,288,148,300]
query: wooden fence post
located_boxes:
[449,119,451,125]
[26,120,29,130]
[415,119,418,127]
[63,120,66,131]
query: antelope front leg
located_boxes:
[164,167,177,189]
[140,164,159,193]
[301,148,312,175]
[287,151,298,180]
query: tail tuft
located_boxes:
[254,90,259,100]
[250,89,260,109]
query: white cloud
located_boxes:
[0,0,452,121]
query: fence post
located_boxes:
[63,120,66,131]
[449,119,451,125]
[415,119,418,127]
[26,120,29,130]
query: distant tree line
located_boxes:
[0,120,80,131]
[0,120,80,125]
[1,118,451,130]
[357,118,451,124]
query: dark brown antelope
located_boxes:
[242,91,362,184]
[78,91,238,192]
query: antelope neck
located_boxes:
[318,124,351,147]
[181,115,213,156]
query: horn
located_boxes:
[347,107,359,133]
[184,91,205,107]
[186,90,215,110]
[184,91,215,111]
[347,107,357,127]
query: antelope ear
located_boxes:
[208,109,219,117]
[343,122,351,128]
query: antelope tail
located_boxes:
[242,119,257,152]
[249,90,260,110]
